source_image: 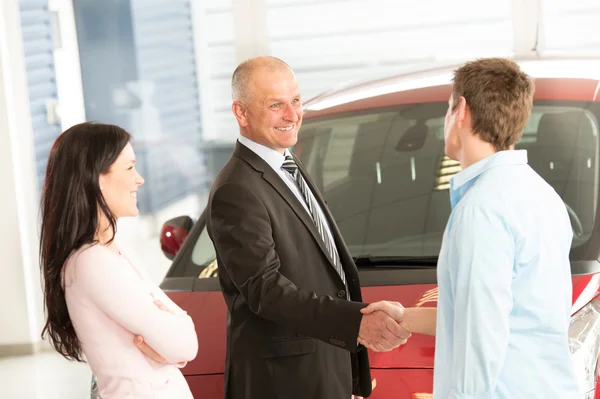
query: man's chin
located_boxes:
[444,147,459,162]
[281,133,298,148]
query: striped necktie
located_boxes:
[282,155,347,287]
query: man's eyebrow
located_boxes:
[267,94,302,103]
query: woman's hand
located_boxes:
[153,299,175,314]
[132,297,172,363]
[150,292,174,313]
[134,335,188,367]
[134,335,168,363]
[133,295,188,364]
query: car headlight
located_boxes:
[569,297,600,397]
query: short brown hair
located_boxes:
[451,58,535,151]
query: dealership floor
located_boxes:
[0,352,91,399]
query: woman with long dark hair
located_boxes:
[40,122,197,398]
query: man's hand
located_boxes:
[363,302,438,336]
[360,300,405,323]
[134,335,168,363]
[358,301,411,352]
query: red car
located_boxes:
[159,58,600,398]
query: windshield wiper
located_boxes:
[352,255,438,268]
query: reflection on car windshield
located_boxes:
[294,101,599,259]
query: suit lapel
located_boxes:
[233,143,335,268]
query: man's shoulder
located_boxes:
[208,157,266,206]
[212,155,257,187]
[472,165,556,204]
[459,166,568,231]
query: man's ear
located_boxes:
[232,101,249,127]
[456,96,468,129]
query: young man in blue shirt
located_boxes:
[361,58,580,398]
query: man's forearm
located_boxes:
[402,307,437,336]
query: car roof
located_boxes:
[303,58,600,119]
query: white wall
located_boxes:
[195,0,515,145]
[192,0,238,142]
[0,0,45,354]
[542,0,600,55]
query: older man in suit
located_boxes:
[206,56,410,399]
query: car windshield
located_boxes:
[190,100,600,267]
[293,100,600,259]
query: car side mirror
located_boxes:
[160,215,193,260]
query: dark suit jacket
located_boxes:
[206,141,372,399]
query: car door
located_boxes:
[159,212,226,398]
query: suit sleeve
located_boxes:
[207,182,365,351]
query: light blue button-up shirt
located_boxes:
[433,150,580,399]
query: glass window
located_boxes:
[188,100,600,268]
[191,225,216,267]
[71,0,208,215]
[296,101,599,258]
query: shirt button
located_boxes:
[337,289,346,298]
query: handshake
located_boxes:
[357,301,412,352]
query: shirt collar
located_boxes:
[237,135,291,171]
[449,150,528,208]
[451,150,528,190]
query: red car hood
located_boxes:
[362,274,600,369]
[168,273,600,374]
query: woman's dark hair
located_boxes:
[40,122,131,361]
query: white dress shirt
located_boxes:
[237,136,339,256]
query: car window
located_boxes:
[188,100,600,269]
[295,101,599,258]
[191,225,216,267]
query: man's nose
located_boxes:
[283,104,300,122]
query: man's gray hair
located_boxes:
[231,56,292,103]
